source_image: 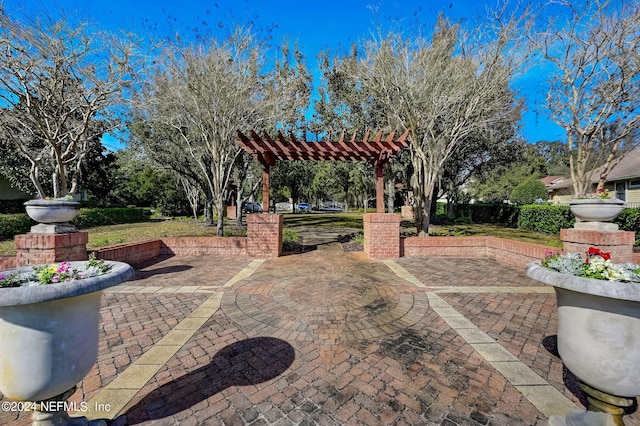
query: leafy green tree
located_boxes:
[470,144,547,203]
[349,162,376,212]
[270,161,315,210]
[510,178,549,205]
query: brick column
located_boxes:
[363,213,401,259]
[247,214,282,258]
[561,229,635,263]
[14,232,89,267]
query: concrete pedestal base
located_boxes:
[573,222,619,232]
[30,223,78,234]
[549,411,617,426]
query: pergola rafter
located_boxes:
[236,129,409,212]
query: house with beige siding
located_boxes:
[595,148,640,207]
[543,149,640,207]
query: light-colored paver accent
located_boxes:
[84,259,265,420]
[427,292,578,417]
[455,328,497,344]
[103,365,161,390]
[382,259,426,288]
[470,343,520,362]
[516,385,583,418]
[223,259,266,287]
[382,260,578,419]
[134,345,183,365]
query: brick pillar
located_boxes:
[15,232,89,267]
[561,229,635,264]
[363,213,401,259]
[247,214,282,258]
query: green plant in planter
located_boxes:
[0,254,111,287]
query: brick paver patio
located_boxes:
[1,245,638,425]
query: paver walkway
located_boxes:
[1,248,638,425]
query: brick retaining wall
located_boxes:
[161,237,247,257]
[402,236,556,269]
[90,237,248,266]
[91,240,163,266]
[402,236,488,259]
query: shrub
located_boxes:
[0,213,31,239]
[73,208,151,228]
[282,229,301,251]
[614,208,640,246]
[510,179,549,205]
[517,205,574,234]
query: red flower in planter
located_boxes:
[587,247,611,262]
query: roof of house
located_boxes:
[540,148,640,191]
[540,176,572,190]
[590,148,640,183]
[540,176,564,185]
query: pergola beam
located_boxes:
[236,129,409,213]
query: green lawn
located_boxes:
[0,213,563,256]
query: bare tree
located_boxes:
[529,0,640,196]
[349,15,524,235]
[132,28,310,236]
[0,13,142,199]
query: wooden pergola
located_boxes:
[236,129,409,213]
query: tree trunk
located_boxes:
[236,186,244,227]
[216,197,225,237]
[204,199,213,225]
[387,180,395,214]
[419,198,432,236]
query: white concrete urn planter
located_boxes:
[24,199,81,234]
[0,260,134,425]
[569,198,624,223]
[525,262,640,424]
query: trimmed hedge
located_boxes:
[517,205,574,234]
[614,208,640,246]
[73,208,151,228]
[0,214,31,239]
[0,207,152,239]
[452,204,519,226]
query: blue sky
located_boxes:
[3,0,566,149]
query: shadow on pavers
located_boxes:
[128,264,193,281]
[118,337,295,424]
